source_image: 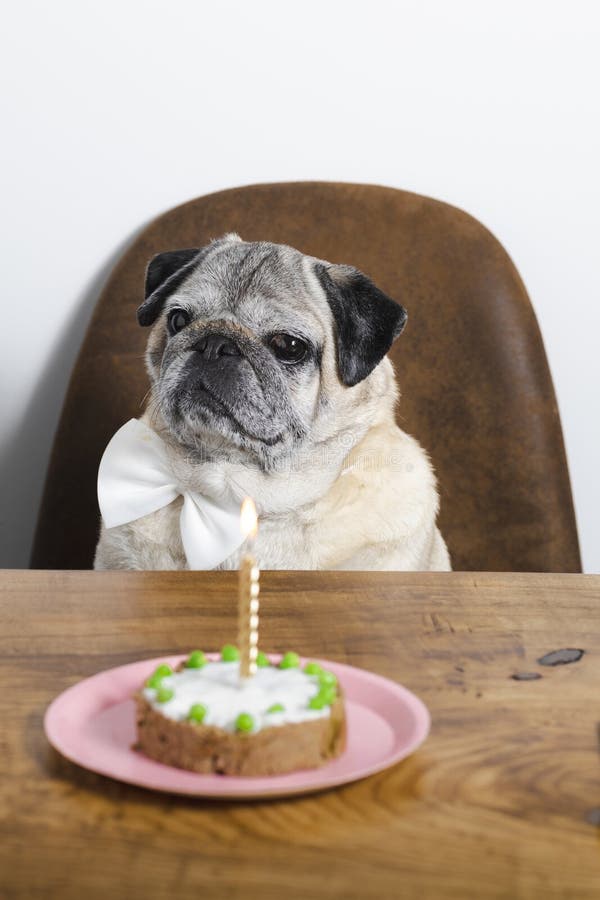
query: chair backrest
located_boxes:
[31,181,581,572]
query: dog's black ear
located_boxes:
[137,249,201,326]
[137,234,244,326]
[314,262,407,387]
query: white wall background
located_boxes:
[1,0,598,571]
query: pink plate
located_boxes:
[44,654,430,799]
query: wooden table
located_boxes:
[2,570,600,899]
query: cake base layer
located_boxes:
[134,692,346,776]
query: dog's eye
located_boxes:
[268,333,308,364]
[167,308,190,335]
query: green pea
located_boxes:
[308,685,336,710]
[304,662,323,676]
[235,712,254,733]
[221,644,240,662]
[319,670,338,688]
[279,651,300,669]
[145,663,173,688]
[267,703,285,714]
[256,651,270,668]
[155,663,173,678]
[156,686,174,703]
[308,693,328,710]
[187,703,207,723]
[319,684,337,704]
[185,650,206,669]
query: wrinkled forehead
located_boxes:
[172,240,331,337]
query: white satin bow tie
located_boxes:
[97,418,244,569]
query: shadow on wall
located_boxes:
[0,227,145,568]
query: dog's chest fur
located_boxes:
[95,420,450,572]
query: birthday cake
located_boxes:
[134,647,346,776]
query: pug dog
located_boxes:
[94,233,451,571]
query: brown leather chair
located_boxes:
[30,181,581,572]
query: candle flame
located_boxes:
[240,496,258,539]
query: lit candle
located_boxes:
[238,497,260,680]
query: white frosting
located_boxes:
[142,661,331,733]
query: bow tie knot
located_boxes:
[97,418,244,569]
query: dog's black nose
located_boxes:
[194,333,240,360]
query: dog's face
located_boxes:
[139,234,407,467]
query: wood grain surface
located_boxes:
[1,570,600,900]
